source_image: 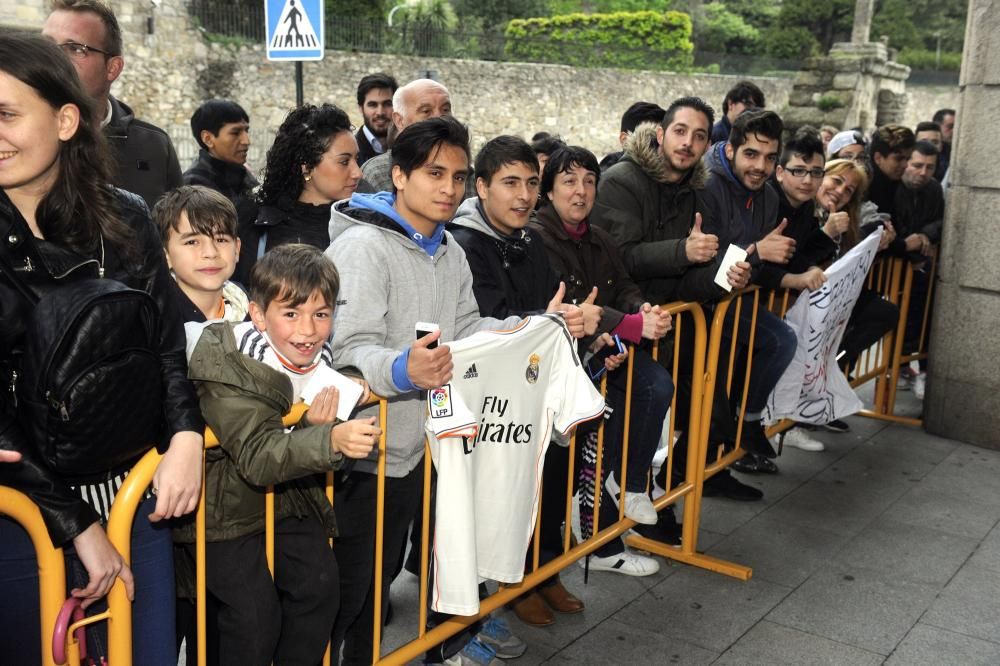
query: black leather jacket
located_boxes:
[0,188,203,547]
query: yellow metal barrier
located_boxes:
[373,301,753,664]
[0,487,67,666]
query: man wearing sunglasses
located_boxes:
[43,0,182,210]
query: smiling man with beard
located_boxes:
[592,96,764,511]
[354,73,397,166]
[700,108,797,477]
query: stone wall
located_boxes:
[3,0,960,168]
[924,0,1000,449]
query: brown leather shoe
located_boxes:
[511,591,555,626]
[539,581,585,614]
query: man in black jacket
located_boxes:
[183,100,259,284]
[354,73,398,167]
[701,109,797,476]
[43,0,182,210]
[710,81,765,145]
[594,97,761,501]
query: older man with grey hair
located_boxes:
[360,78,474,198]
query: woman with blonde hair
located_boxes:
[815,158,899,390]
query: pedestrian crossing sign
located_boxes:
[265,0,324,61]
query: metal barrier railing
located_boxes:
[11,263,936,662]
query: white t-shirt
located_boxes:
[425,315,604,615]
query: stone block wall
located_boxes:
[3,0,959,167]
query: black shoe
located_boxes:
[731,452,779,474]
[821,418,850,433]
[632,507,681,546]
[703,470,763,501]
[742,420,778,459]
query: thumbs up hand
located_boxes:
[579,286,602,336]
[685,213,720,263]
[756,218,796,264]
[546,282,585,338]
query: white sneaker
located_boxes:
[606,473,657,525]
[913,372,926,400]
[581,550,659,576]
[781,428,825,452]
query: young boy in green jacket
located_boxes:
[180,243,378,666]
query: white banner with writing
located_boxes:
[765,230,883,425]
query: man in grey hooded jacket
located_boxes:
[326,117,581,665]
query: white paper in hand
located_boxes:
[300,365,365,422]
[713,244,749,292]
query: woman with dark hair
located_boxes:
[0,34,203,665]
[528,146,677,583]
[242,103,361,279]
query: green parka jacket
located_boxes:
[173,322,344,544]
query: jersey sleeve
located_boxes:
[549,324,605,435]
[425,383,478,439]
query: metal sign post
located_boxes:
[264,0,324,107]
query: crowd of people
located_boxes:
[0,1,952,665]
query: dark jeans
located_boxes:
[332,463,423,666]
[0,495,175,666]
[839,289,900,372]
[198,515,339,666]
[720,296,797,415]
[604,347,674,493]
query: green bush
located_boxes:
[762,25,819,59]
[896,48,962,71]
[816,94,844,112]
[697,2,762,55]
[505,10,693,70]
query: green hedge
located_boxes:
[896,48,962,71]
[505,11,694,70]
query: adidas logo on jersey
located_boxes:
[463,364,479,379]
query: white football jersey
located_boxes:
[425,315,604,615]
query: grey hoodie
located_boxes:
[326,199,520,477]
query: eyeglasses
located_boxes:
[58,41,113,59]
[784,167,825,179]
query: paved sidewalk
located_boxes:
[383,401,1000,664]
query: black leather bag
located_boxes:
[17,278,164,478]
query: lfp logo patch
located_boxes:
[430,385,453,418]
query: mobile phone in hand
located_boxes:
[415,322,439,350]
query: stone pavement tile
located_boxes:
[921,565,1000,643]
[921,447,1000,508]
[545,617,719,665]
[968,523,1000,573]
[881,483,1000,540]
[831,516,979,586]
[500,557,677,657]
[886,623,1000,665]
[866,425,962,466]
[715,620,884,666]
[817,443,938,487]
[706,514,850,587]
[762,477,906,537]
[765,566,939,655]
[614,567,792,651]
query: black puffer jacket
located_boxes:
[592,123,715,305]
[0,188,203,547]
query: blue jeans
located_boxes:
[604,347,674,493]
[721,295,797,415]
[0,495,176,665]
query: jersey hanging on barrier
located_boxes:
[425,315,604,615]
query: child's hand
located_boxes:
[331,417,381,459]
[306,387,340,425]
[351,377,372,407]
